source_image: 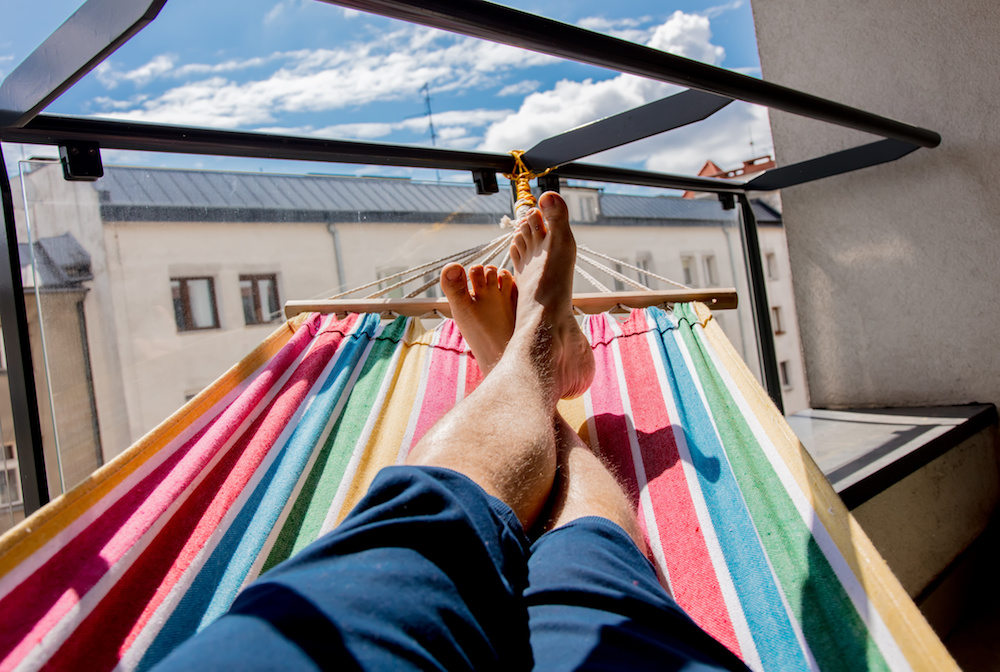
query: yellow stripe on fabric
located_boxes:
[334,318,432,525]
[557,397,589,444]
[693,303,958,672]
[0,316,305,580]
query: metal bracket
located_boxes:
[472,169,498,195]
[718,193,736,210]
[59,141,104,181]
[537,172,560,194]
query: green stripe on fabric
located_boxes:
[262,316,409,570]
[673,303,889,672]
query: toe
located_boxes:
[539,193,568,236]
[510,244,522,269]
[498,269,514,296]
[441,263,473,308]
[469,265,487,295]
[484,265,499,288]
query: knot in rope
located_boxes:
[500,150,555,228]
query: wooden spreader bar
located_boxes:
[285,288,737,319]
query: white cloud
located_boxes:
[480,12,725,152]
[264,2,286,24]
[576,15,656,43]
[96,55,176,89]
[92,26,554,128]
[647,11,725,63]
[701,0,745,19]
[0,54,14,79]
[497,80,540,97]
[478,11,770,176]
[255,107,512,146]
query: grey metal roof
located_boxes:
[598,193,736,223]
[94,166,779,227]
[96,167,512,219]
[19,233,93,289]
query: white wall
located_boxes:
[751,0,1000,409]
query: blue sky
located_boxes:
[0,0,772,185]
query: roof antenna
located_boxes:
[422,83,442,183]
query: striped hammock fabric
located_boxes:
[0,305,954,672]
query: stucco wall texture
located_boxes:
[751,0,1000,409]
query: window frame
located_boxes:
[240,273,281,326]
[772,306,785,335]
[171,276,221,332]
[1,443,21,507]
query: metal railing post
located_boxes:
[0,147,49,512]
[737,194,784,413]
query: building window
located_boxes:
[171,277,220,332]
[567,191,600,222]
[636,252,654,288]
[703,255,719,286]
[1,444,20,506]
[772,306,785,335]
[240,274,280,325]
[779,360,792,389]
[765,252,779,280]
[681,256,697,287]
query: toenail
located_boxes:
[445,267,463,281]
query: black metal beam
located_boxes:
[744,139,919,191]
[737,194,783,413]
[1,114,747,194]
[0,146,50,513]
[318,0,941,149]
[0,0,168,128]
[523,90,732,171]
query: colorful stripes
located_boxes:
[0,307,953,672]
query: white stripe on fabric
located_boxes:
[644,311,763,672]
[319,319,409,536]
[604,314,672,595]
[245,315,374,586]
[13,320,315,672]
[118,315,364,671]
[695,322,910,672]
[395,322,442,465]
[0,354,267,606]
[676,319,818,672]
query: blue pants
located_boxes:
[155,466,749,671]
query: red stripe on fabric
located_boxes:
[585,315,641,506]
[408,321,463,450]
[465,354,483,397]
[0,314,327,672]
[616,311,740,656]
[45,315,356,672]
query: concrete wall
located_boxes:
[751,0,1000,409]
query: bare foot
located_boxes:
[440,263,517,374]
[509,192,595,399]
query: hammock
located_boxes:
[0,303,953,671]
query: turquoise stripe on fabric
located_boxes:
[137,315,380,671]
[647,307,811,671]
[673,303,889,672]
[262,316,410,569]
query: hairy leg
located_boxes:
[407,193,592,528]
[543,415,646,552]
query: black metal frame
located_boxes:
[0,0,939,513]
